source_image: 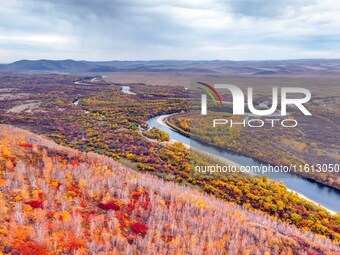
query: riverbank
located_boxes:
[156,114,248,171]
[286,188,336,215]
[155,114,339,215]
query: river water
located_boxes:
[147,114,340,213]
[122,86,136,95]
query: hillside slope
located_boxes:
[0,125,339,255]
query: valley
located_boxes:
[0,71,339,246]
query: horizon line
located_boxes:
[2,58,340,65]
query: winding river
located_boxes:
[117,85,340,212]
[146,114,340,213]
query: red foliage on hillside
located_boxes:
[0,125,339,255]
[98,202,121,211]
[25,200,43,209]
[130,222,149,235]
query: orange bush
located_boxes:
[14,242,48,255]
[19,143,33,148]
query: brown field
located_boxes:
[101,72,203,86]
[101,72,340,97]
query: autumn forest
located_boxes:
[0,72,339,254]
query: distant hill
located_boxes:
[1,59,340,75]
[0,124,339,254]
[1,59,113,72]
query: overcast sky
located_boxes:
[1,0,340,62]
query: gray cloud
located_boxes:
[0,0,340,62]
[227,0,313,18]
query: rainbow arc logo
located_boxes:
[196,82,223,106]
